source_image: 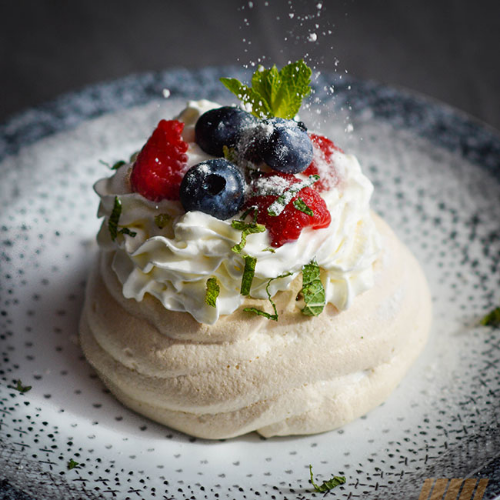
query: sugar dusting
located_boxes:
[235,1,354,135]
[252,174,290,196]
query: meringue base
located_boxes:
[79,214,431,439]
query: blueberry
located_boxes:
[258,118,313,174]
[180,159,246,220]
[195,106,258,157]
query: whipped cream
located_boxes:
[94,100,381,324]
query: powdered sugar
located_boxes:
[251,174,289,196]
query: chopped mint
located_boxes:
[11,380,32,394]
[480,306,500,327]
[111,160,126,170]
[268,175,320,217]
[99,159,126,170]
[222,145,238,164]
[293,198,314,216]
[301,260,326,316]
[231,220,266,254]
[118,227,137,237]
[154,213,171,229]
[205,278,220,308]
[67,459,81,470]
[221,60,312,119]
[108,197,137,241]
[108,197,122,240]
[309,465,346,493]
[240,205,258,222]
[244,272,293,321]
[240,255,257,296]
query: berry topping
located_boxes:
[130,120,189,202]
[257,118,313,174]
[195,106,258,157]
[180,158,246,220]
[246,173,331,247]
[303,133,344,192]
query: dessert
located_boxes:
[79,61,432,439]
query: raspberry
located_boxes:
[302,133,343,192]
[130,120,189,201]
[246,173,331,247]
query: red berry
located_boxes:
[302,133,343,192]
[246,173,331,247]
[130,120,189,201]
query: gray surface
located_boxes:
[0,0,499,129]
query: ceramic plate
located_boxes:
[1,68,499,500]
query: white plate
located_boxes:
[1,68,499,500]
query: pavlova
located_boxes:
[79,61,431,438]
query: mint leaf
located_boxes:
[154,213,171,229]
[11,380,32,394]
[244,272,293,321]
[220,78,273,118]
[240,255,257,295]
[205,277,220,307]
[309,465,346,493]
[293,198,314,216]
[108,197,136,241]
[252,61,312,119]
[221,60,312,119]
[301,260,326,316]
[231,220,266,253]
[480,306,500,327]
[111,160,126,170]
[268,175,319,217]
[67,459,81,470]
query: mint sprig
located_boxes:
[240,255,257,296]
[220,60,312,119]
[231,220,266,253]
[309,465,346,493]
[268,175,319,217]
[205,277,220,308]
[244,272,293,321]
[108,196,137,241]
[480,306,500,327]
[301,260,326,316]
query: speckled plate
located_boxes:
[1,68,499,500]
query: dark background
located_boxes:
[0,0,499,130]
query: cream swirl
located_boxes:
[94,100,381,324]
